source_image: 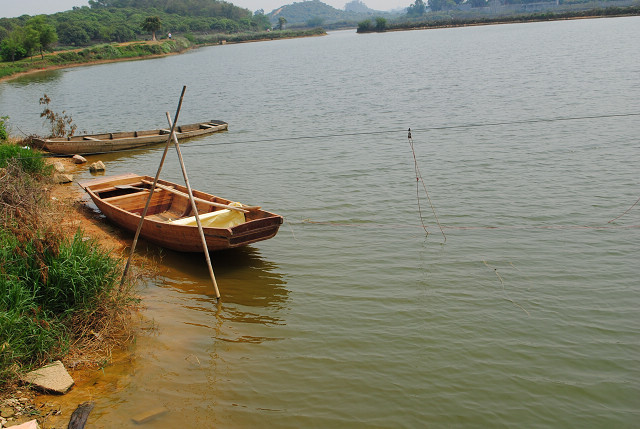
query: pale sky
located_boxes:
[1,0,408,18]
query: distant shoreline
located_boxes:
[2,11,638,83]
[0,30,325,84]
[357,6,640,34]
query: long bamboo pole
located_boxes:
[119,86,186,289]
[166,112,221,299]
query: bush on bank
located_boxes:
[0,143,135,386]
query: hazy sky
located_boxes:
[1,0,408,18]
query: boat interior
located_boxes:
[92,181,255,226]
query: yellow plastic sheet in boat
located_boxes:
[169,202,246,228]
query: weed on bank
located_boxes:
[0,143,136,386]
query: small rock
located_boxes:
[72,155,87,164]
[89,161,105,173]
[53,173,73,184]
[131,407,168,424]
[21,361,74,394]
[6,419,40,429]
[52,161,65,173]
[0,407,15,418]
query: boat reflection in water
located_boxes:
[154,244,288,333]
[77,244,289,427]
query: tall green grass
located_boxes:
[0,143,48,176]
[0,229,123,383]
[0,152,130,385]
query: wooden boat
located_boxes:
[78,173,283,252]
[32,120,228,155]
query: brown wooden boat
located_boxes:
[78,174,283,252]
[32,120,228,155]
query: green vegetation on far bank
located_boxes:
[0,38,189,79]
[186,27,326,45]
[357,3,640,33]
[0,27,326,81]
[0,142,138,387]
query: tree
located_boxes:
[375,17,387,32]
[0,29,27,62]
[26,16,58,59]
[277,16,287,30]
[21,26,40,60]
[429,0,453,11]
[307,17,324,27]
[407,0,427,16]
[357,19,371,33]
[142,16,162,41]
[57,22,90,46]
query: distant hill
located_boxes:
[267,0,398,27]
[344,0,377,13]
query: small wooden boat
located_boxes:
[78,174,283,252]
[32,120,228,155]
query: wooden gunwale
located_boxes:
[79,174,282,252]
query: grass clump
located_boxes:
[0,141,49,175]
[0,155,136,386]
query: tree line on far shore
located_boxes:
[0,0,274,62]
[357,0,640,33]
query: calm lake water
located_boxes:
[1,17,639,428]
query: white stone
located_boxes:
[89,161,105,173]
[21,361,74,394]
[9,419,39,429]
[72,155,87,164]
[52,161,65,173]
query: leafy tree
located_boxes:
[357,19,371,32]
[21,26,40,59]
[375,17,387,31]
[141,16,161,41]
[429,0,455,11]
[57,22,90,46]
[88,0,109,7]
[0,29,27,62]
[407,0,427,16]
[277,16,287,30]
[252,11,271,31]
[307,17,324,27]
[26,16,58,59]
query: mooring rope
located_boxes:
[408,128,447,242]
[608,195,640,223]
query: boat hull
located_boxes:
[79,174,283,252]
[32,120,228,155]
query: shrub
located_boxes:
[0,116,8,141]
[0,161,135,384]
[357,20,372,33]
[39,94,77,138]
[0,143,48,176]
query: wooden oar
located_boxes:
[140,179,261,213]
